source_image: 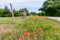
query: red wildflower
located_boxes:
[24,32,30,37]
[18,37,22,40]
[18,34,25,40]
[37,28,43,31]
[37,28,44,34]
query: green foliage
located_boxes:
[0,7,30,17]
[38,11,46,16]
[13,9,22,16]
[30,12,38,16]
[2,6,11,17]
[0,9,4,17]
[39,0,60,16]
[19,8,30,16]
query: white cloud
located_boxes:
[0,0,45,5]
[0,0,45,12]
[0,0,43,3]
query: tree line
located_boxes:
[0,0,60,17]
[0,6,40,17]
[39,0,60,17]
[0,6,27,17]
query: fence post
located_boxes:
[10,3,14,24]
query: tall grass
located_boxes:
[0,16,60,40]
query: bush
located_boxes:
[38,11,46,16]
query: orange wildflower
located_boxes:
[18,37,22,40]
[18,34,25,40]
[24,32,30,37]
[37,28,44,34]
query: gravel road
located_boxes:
[48,17,60,21]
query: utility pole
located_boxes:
[10,3,14,24]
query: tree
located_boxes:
[31,12,38,16]
[39,0,60,16]
[19,8,30,16]
[13,9,21,16]
[0,9,4,17]
[2,6,11,17]
[38,11,46,16]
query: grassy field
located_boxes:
[0,16,60,40]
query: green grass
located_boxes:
[0,16,60,40]
[0,17,24,24]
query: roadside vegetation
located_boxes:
[0,16,60,40]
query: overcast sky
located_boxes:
[0,0,45,12]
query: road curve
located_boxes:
[48,17,60,21]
